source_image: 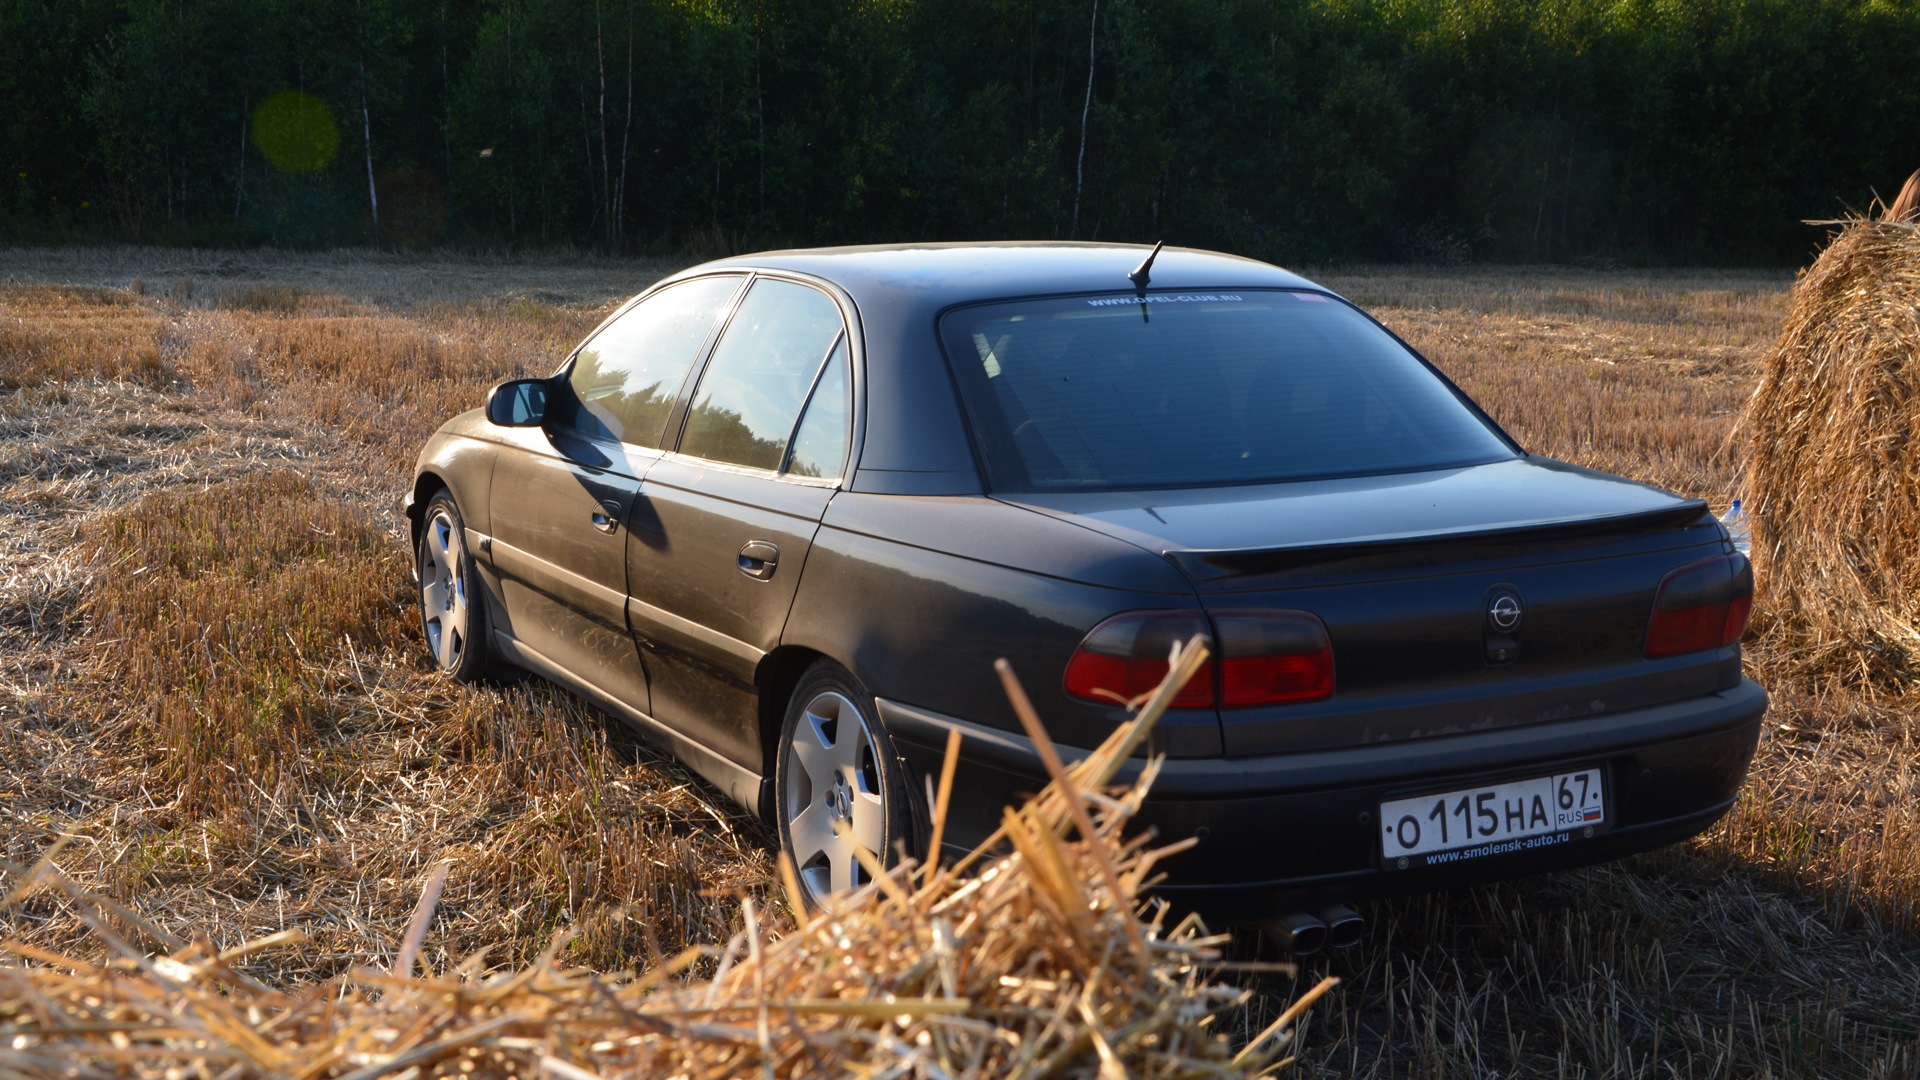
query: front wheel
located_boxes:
[775,661,914,912]
[416,490,498,683]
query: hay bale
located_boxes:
[0,643,1330,1077]
[1891,168,1920,224]
[1743,192,1920,681]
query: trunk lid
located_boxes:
[1001,458,1733,756]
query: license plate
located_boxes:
[1379,767,1606,870]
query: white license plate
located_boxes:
[1379,768,1606,869]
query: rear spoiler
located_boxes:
[1163,500,1715,583]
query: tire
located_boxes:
[416,490,498,683]
[774,661,915,912]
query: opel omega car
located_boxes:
[404,243,1765,928]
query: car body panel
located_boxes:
[816,491,1194,593]
[405,410,510,631]
[783,498,1225,758]
[995,457,1704,563]
[492,630,767,813]
[407,408,504,539]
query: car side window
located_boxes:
[785,336,849,479]
[559,275,743,448]
[679,278,845,472]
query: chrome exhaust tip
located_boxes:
[1261,911,1328,956]
[1317,904,1364,949]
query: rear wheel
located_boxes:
[775,661,913,911]
[417,490,497,683]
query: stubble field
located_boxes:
[1,248,1915,1076]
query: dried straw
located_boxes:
[1742,195,1920,684]
[1889,168,1920,225]
[0,640,1326,1077]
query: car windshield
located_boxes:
[939,290,1517,491]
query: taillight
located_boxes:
[1063,609,1334,709]
[1645,553,1753,659]
[1063,611,1215,708]
[1215,611,1335,706]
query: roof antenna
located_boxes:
[1127,240,1165,291]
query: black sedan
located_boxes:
[405,243,1765,927]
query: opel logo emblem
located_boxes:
[1488,591,1523,632]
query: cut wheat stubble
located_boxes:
[0,639,1332,1078]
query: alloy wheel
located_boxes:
[419,507,470,672]
[781,688,888,902]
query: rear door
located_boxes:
[488,274,746,711]
[627,275,854,767]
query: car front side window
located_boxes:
[679,277,846,473]
[559,275,744,448]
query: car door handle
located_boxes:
[590,500,621,534]
[738,540,779,580]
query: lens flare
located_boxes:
[251,91,340,174]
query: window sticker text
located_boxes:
[1085,293,1244,307]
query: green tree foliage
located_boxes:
[3,0,1915,263]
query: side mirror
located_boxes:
[486,377,550,427]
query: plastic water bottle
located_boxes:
[1721,498,1751,557]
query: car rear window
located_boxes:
[938,290,1516,491]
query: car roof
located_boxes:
[656,244,1331,498]
[683,242,1321,309]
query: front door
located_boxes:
[489,433,652,708]
[487,273,747,713]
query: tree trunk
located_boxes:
[596,0,612,247]
[441,0,452,188]
[362,75,380,240]
[1026,0,1036,141]
[506,6,516,242]
[1071,0,1098,239]
[356,0,378,240]
[755,2,765,221]
[235,97,247,219]
[616,3,635,245]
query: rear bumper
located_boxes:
[881,678,1766,919]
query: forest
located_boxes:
[3,0,1916,264]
